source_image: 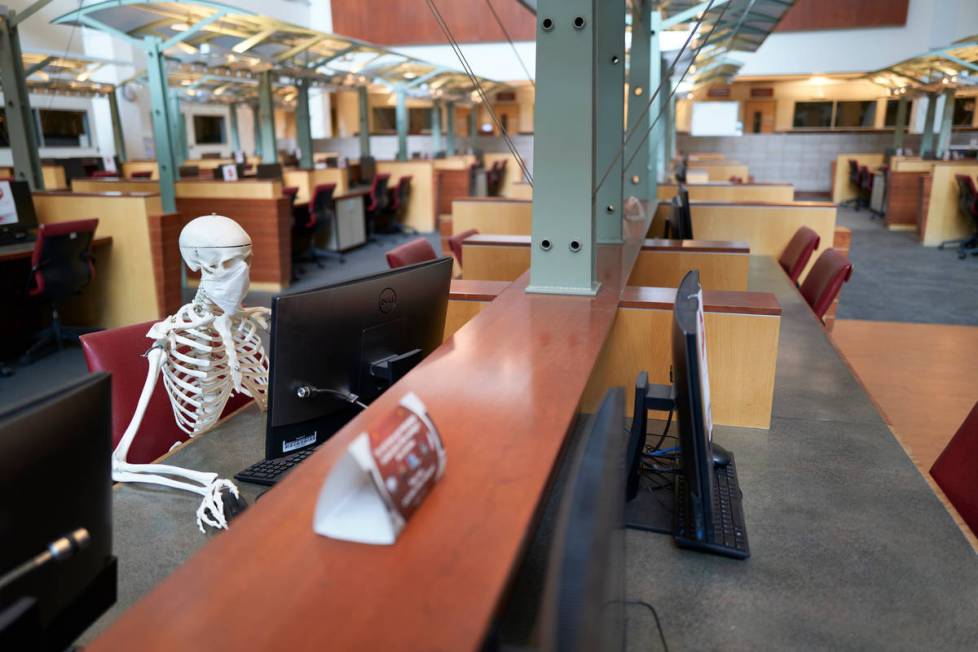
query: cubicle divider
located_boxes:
[885,158,936,230]
[919,162,978,246]
[377,160,437,232]
[461,234,750,291]
[32,191,182,328]
[831,153,885,204]
[658,182,795,203]
[452,197,531,235]
[445,278,780,429]
[651,200,837,280]
[41,164,68,190]
[687,162,750,182]
[283,168,350,204]
[483,152,524,198]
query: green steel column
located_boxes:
[445,101,456,155]
[229,103,240,152]
[144,37,177,212]
[296,79,313,169]
[358,86,371,158]
[936,88,956,159]
[892,95,908,151]
[395,87,408,161]
[0,9,43,189]
[252,103,261,159]
[431,100,442,155]
[625,0,650,199]
[469,105,478,137]
[920,92,938,157]
[657,55,670,178]
[528,0,618,295]
[668,91,677,161]
[648,11,662,192]
[595,0,626,243]
[258,70,277,163]
[107,86,127,163]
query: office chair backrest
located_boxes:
[310,183,337,224]
[930,400,978,538]
[848,159,860,185]
[448,229,479,266]
[80,322,252,464]
[385,238,437,269]
[954,174,978,223]
[859,166,872,191]
[799,248,853,321]
[778,226,821,284]
[283,186,299,204]
[367,173,391,213]
[29,219,98,300]
[389,175,412,215]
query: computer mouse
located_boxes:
[711,444,732,467]
[220,487,249,523]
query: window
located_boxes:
[409,108,428,134]
[884,99,912,128]
[372,107,396,133]
[953,97,975,127]
[38,109,89,147]
[193,115,226,145]
[834,101,876,128]
[792,101,833,129]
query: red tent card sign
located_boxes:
[313,392,446,545]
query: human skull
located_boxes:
[179,215,253,315]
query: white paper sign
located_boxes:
[0,181,19,226]
[102,156,117,173]
[313,392,446,545]
[221,164,238,181]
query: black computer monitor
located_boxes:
[537,387,625,652]
[359,156,376,184]
[0,373,116,651]
[0,180,39,240]
[256,163,283,180]
[673,185,693,240]
[264,256,453,459]
[671,270,715,541]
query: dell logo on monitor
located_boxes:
[379,288,397,313]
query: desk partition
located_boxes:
[658,182,795,203]
[919,162,978,246]
[687,162,749,182]
[283,168,350,204]
[32,191,181,327]
[377,160,437,232]
[831,153,884,204]
[452,197,531,235]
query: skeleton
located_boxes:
[114,215,270,532]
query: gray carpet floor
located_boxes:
[835,206,978,325]
[0,231,441,411]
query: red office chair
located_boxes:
[81,322,252,464]
[448,229,479,266]
[938,175,978,258]
[930,401,978,538]
[798,248,853,322]
[130,171,152,179]
[856,165,873,212]
[90,170,117,178]
[778,226,821,284]
[21,219,101,364]
[385,238,437,269]
[365,173,391,241]
[385,175,414,234]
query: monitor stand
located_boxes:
[626,466,676,535]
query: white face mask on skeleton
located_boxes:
[113,215,271,532]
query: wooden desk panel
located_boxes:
[176,197,291,291]
[688,163,749,182]
[885,171,928,229]
[283,168,350,204]
[918,163,978,246]
[627,249,748,290]
[176,179,283,200]
[658,183,795,203]
[72,178,159,194]
[831,153,884,204]
[41,164,67,190]
[377,160,436,232]
[437,168,470,216]
[120,160,159,180]
[452,197,531,235]
[444,279,508,339]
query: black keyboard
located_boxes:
[234,447,318,486]
[674,454,750,560]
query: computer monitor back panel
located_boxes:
[673,271,715,540]
[0,180,39,234]
[0,373,114,646]
[266,257,452,458]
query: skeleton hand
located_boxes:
[196,478,246,533]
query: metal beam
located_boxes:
[252,103,261,159]
[145,37,177,212]
[9,0,55,28]
[395,86,408,161]
[625,0,651,199]
[229,103,240,151]
[274,35,326,63]
[160,10,228,51]
[516,0,537,13]
[661,0,731,29]
[168,88,188,164]
[892,95,908,151]
[936,87,956,159]
[920,91,938,157]
[358,85,371,158]
[938,53,978,75]
[257,70,277,163]
[0,8,44,189]
[595,0,626,243]
[23,54,54,77]
[445,101,456,155]
[296,79,313,169]
[469,104,478,137]
[431,100,442,155]
[108,86,127,162]
[648,10,662,196]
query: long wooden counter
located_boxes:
[461,234,750,290]
[687,162,749,182]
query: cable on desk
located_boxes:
[625,600,670,652]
